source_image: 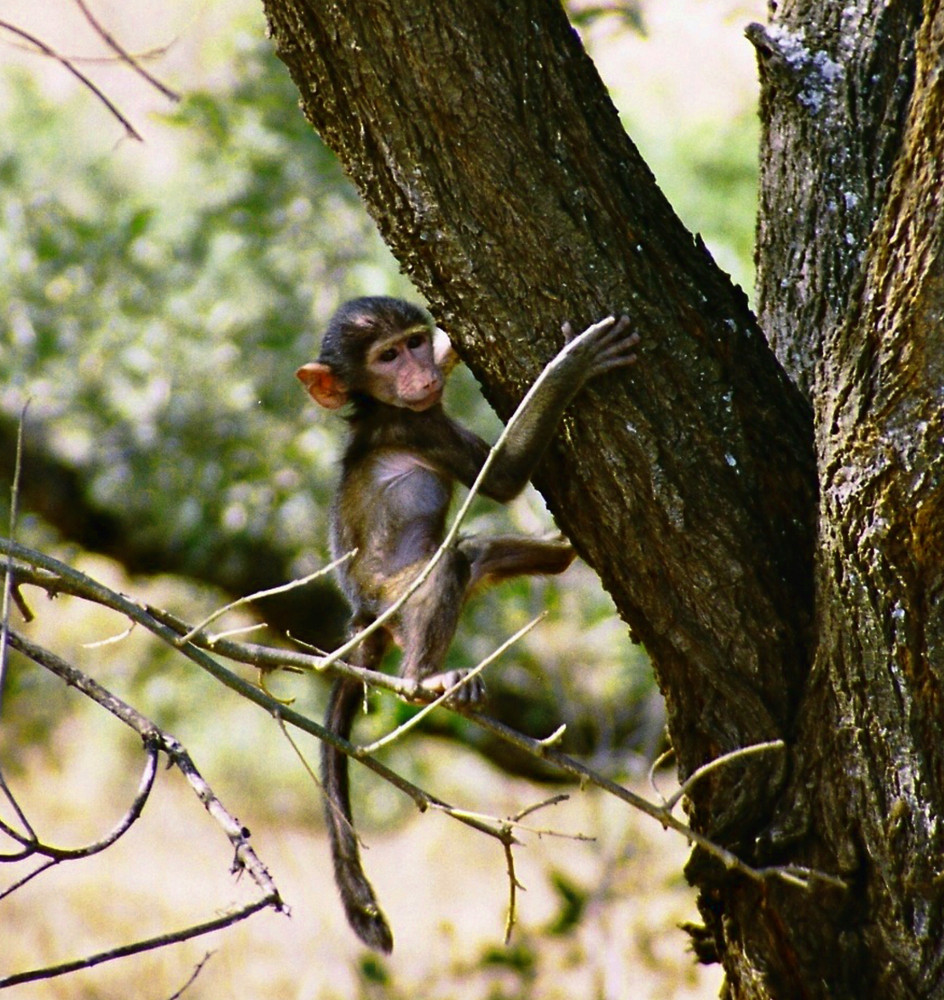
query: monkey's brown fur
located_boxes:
[297,297,638,951]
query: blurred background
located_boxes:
[0,1,761,996]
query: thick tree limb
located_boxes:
[260,0,818,845]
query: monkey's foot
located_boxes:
[415,669,487,706]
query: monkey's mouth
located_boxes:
[405,388,443,411]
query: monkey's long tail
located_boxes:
[322,677,394,953]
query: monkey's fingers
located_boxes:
[561,316,638,376]
[595,325,640,363]
[562,314,618,348]
[591,314,634,349]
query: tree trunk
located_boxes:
[744,3,944,996]
[261,0,944,995]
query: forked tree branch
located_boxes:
[0,21,142,141]
[3,538,846,895]
[72,0,180,102]
[0,629,285,989]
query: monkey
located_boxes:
[296,296,638,952]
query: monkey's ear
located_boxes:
[433,327,461,376]
[296,362,349,409]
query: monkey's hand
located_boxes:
[413,669,487,707]
[558,315,639,381]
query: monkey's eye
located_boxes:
[406,333,427,350]
[377,347,399,363]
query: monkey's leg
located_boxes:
[321,625,395,953]
[460,534,576,589]
[396,548,486,705]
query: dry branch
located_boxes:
[0,630,285,988]
[0,21,142,141]
[3,537,845,895]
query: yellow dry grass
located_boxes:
[3,708,723,1000]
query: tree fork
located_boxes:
[261,0,829,992]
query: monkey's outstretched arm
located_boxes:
[433,316,638,502]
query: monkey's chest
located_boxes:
[339,450,453,581]
[371,450,449,510]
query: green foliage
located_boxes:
[0,31,654,766]
[545,870,589,936]
[0,41,409,587]
[357,953,391,986]
[568,1,646,36]
[626,111,759,300]
[668,115,759,294]
[481,941,538,974]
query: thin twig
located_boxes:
[8,554,451,702]
[647,745,676,803]
[512,793,571,824]
[82,621,136,648]
[211,623,267,641]
[3,541,847,894]
[166,952,214,1000]
[176,550,354,645]
[72,0,180,101]
[1,401,28,718]
[275,715,364,847]
[0,768,35,845]
[276,715,322,791]
[0,744,157,865]
[5,631,285,907]
[357,612,545,755]
[0,22,142,141]
[0,897,274,988]
[0,746,157,900]
[502,835,522,944]
[500,795,571,942]
[464,709,843,891]
[1,593,502,850]
[664,740,786,812]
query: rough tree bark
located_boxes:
[260,1,943,996]
[747,3,944,997]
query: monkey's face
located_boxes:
[363,326,445,411]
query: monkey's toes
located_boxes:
[419,669,487,706]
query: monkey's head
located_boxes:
[297,296,458,413]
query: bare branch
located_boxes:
[0,768,35,847]
[664,740,786,812]
[647,746,676,804]
[5,630,285,907]
[81,622,136,648]
[0,897,274,989]
[357,612,545,755]
[0,746,157,901]
[502,835,521,945]
[0,22,142,141]
[5,548,399,697]
[463,708,843,892]
[3,540,846,894]
[1,401,28,717]
[176,550,355,646]
[0,743,156,868]
[166,952,214,1000]
[72,0,180,101]
[0,575,500,850]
